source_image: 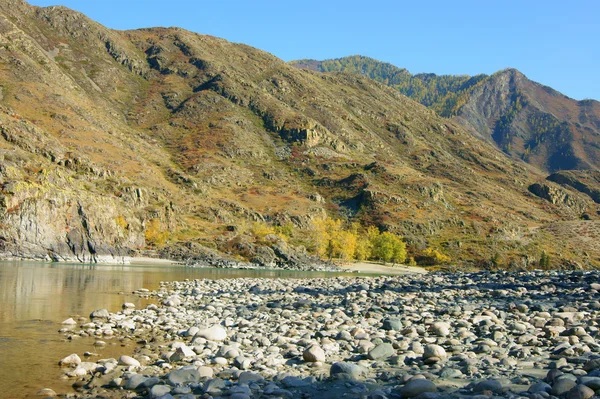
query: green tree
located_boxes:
[372,232,406,264]
[539,251,551,269]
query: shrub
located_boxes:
[422,247,451,265]
[115,215,128,230]
[145,218,169,247]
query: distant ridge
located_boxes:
[290,56,600,173]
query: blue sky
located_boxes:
[29,0,599,100]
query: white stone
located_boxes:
[118,355,140,367]
[423,344,447,359]
[195,325,227,341]
[59,353,81,367]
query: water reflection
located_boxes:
[0,261,351,398]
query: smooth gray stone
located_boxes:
[330,362,367,379]
[125,374,148,390]
[567,384,595,399]
[528,382,552,393]
[397,379,436,398]
[149,384,171,399]
[203,378,226,393]
[439,368,463,378]
[166,368,201,386]
[368,343,395,360]
[473,379,503,394]
[382,318,403,331]
[89,309,110,319]
[551,379,577,396]
[579,376,600,390]
[281,375,310,388]
[237,372,264,385]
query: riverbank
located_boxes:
[338,261,428,275]
[52,270,600,399]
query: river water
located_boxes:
[0,260,351,398]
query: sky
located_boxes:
[28,0,599,100]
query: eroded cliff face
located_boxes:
[0,1,598,267]
[456,69,600,172]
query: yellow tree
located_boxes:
[337,230,357,262]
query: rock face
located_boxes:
[0,2,599,268]
[547,170,600,204]
[528,181,589,215]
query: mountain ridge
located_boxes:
[290,56,600,173]
[0,2,599,268]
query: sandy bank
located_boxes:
[338,261,427,275]
[127,256,177,265]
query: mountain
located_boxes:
[0,1,598,268]
[290,56,600,173]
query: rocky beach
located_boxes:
[51,270,600,399]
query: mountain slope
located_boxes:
[0,1,598,268]
[291,56,600,173]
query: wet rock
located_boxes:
[58,353,81,367]
[89,309,110,319]
[36,388,57,397]
[528,381,552,393]
[473,379,503,394]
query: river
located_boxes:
[0,260,352,398]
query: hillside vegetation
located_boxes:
[0,1,599,268]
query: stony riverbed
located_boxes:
[51,270,600,399]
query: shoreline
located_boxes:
[337,261,428,275]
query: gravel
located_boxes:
[56,270,600,398]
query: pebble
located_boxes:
[551,379,578,396]
[567,384,595,399]
[118,355,140,367]
[397,379,436,398]
[423,344,447,360]
[58,353,81,367]
[35,388,56,397]
[89,308,110,319]
[55,271,600,399]
[368,343,395,360]
[303,345,326,362]
[195,325,227,341]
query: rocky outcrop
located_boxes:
[547,170,600,204]
[528,181,588,214]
